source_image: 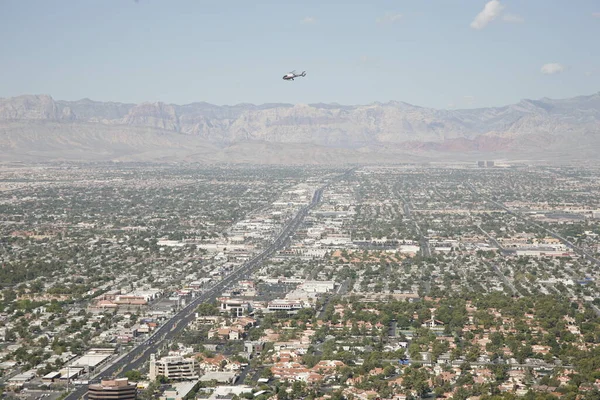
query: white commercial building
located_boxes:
[220,299,251,317]
[319,234,352,245]
[68,351,112,372]
[299,281,335,293]
[159,380,200,400]
[149,355,200,381]
[399,245,420,254]
[267,299,308,311]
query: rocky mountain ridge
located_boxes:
[1,93,599,163]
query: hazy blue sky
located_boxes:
[1,0,599,108]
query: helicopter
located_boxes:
[282,70,306,81]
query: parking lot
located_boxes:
[13,390,63,400]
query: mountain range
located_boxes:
[1,92,599,164]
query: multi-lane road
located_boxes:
[64,185,327,400]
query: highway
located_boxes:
[64,184,328,400]
[484,260,523,297]
[474,223,516,256]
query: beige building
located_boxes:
[149,354,200,381]
[88,378,136,400]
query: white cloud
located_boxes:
[502,13,524,23]
[471,0,505,30]
[377,12,403,25]
[584,67,599,77]
[300,16,316,25]
[541,63,566,75]
[358,55,381,68]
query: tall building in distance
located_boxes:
[88,378,137,400]
[149,354,200,381]
[486,160,495,167]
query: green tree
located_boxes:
[124,370,142,381]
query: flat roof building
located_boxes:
[267,299,305,311]
[158,381,199,400]
[220,298,250,317]
[69,351,112,371]
[88,378,136,400]
[149,354,200,381]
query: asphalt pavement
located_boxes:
[63,185,329,400]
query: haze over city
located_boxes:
[1,2,600,400]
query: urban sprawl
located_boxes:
[1,163,600,400]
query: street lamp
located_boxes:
[66,366,70,393]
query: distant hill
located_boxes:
[1,92,599,164]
